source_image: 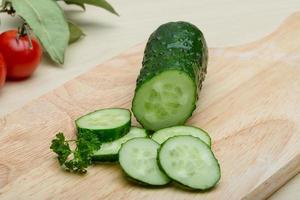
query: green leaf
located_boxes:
[68,21,85,44]
[11,0,70,64]
[64,1,86,10]
[65,0,119,16]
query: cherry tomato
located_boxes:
[0,30,42,80]
[0,53,6,87]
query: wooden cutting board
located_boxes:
[1,11,300,200]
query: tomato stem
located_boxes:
[17,23,33,49]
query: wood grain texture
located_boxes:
[1,11,300,200]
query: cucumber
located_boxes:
[152,125,211,147]
[158,135,220,190]
[76,108,131,142]
[132,21,208,131]
[119,138,171,186]
[92,127,148,162]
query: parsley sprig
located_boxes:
[50,132,101,174]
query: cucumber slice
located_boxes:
[76,108,131,142]
[133,71,196,131]
[92,127,148,162]
[158,135,220,190]
[132,22,208,131]
[152,125,211,147]
[119,138,171,186]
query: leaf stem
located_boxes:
[0,1,15,15]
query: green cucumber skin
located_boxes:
[132,21,208,128]
[152,125,212,147]
[91,154,119,163]
[136,21,208,93]
[76,120,131,143]
[157,136,221,190]
[92,127,148,162]
[123,173,171,187]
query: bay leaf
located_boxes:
[11,0,70,64]
[64,1,86,10]
[65,0,119,16]
[68,21,85,44]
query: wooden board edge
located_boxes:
[243,154,300,200]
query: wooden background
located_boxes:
[0,0,300,199]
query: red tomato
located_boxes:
[0,30,42,80]
[0,53,6,87]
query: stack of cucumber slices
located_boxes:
[75,108,220,190]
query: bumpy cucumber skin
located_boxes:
[157,136,221,190]
[132,21,208,128]
[137,21,208,91]
[76,109,131,143]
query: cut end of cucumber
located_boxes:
[158,136,220,190]
[76,108,131,130]
[132,70,196,131]
[119,138,171,186]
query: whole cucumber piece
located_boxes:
[132,22,208,131]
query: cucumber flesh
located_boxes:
[119,138,171,186]
[76,108,131,142]
[76,108,130,129]
[92,127,147,162]
[133,70,196,131]
[158,135,220,190]
[152,125,211,147]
